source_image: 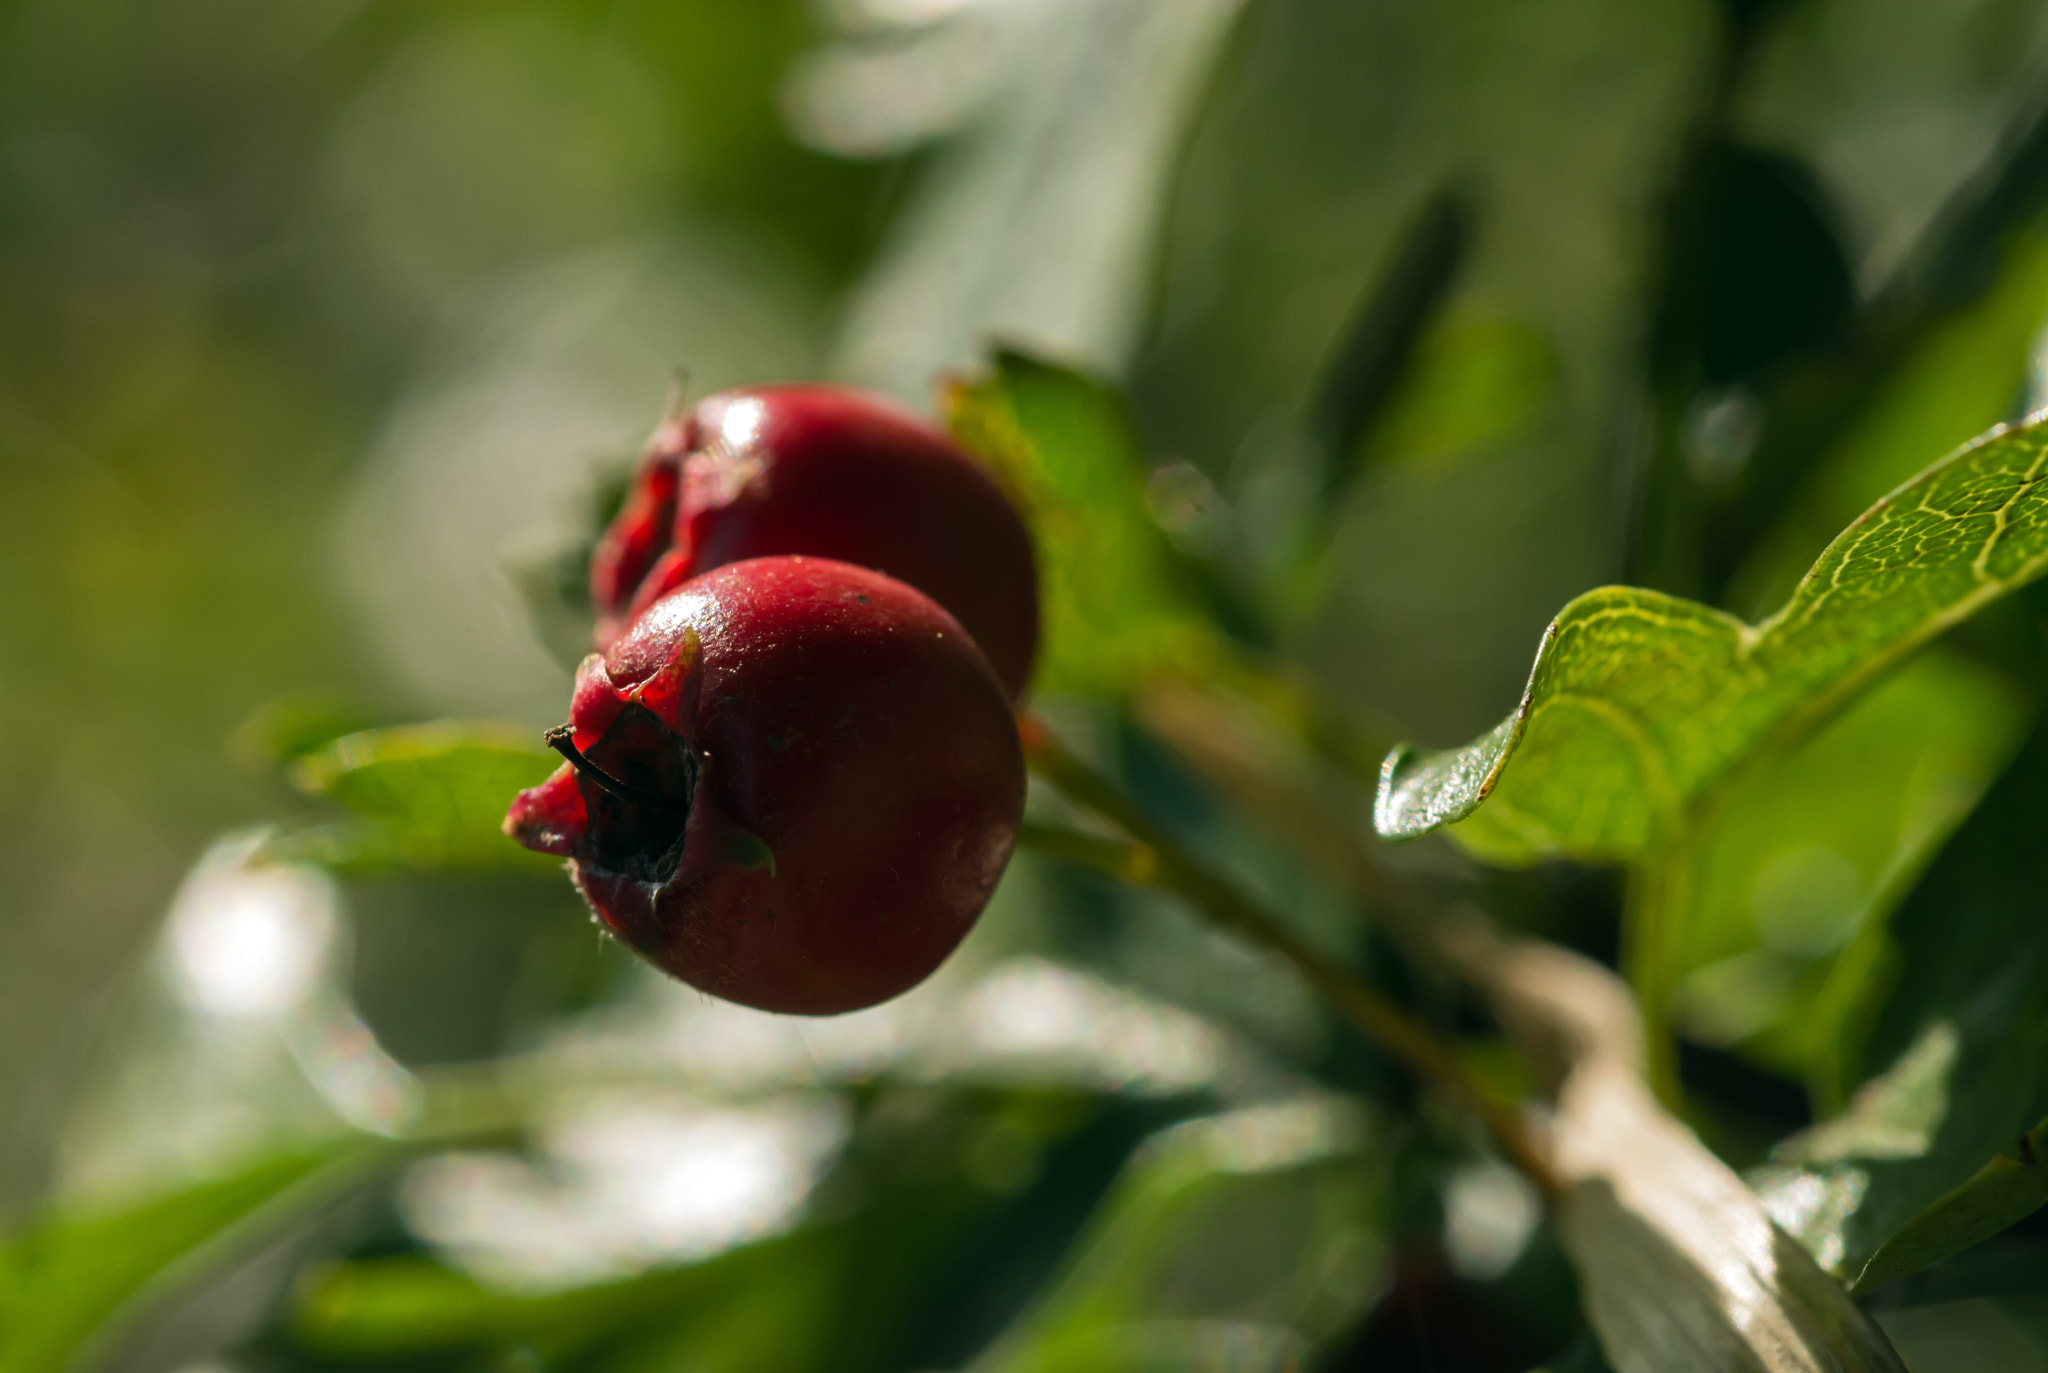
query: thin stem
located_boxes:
[1014,820,1160,886]
[1144,678,1683,1110]
[1018,715,1558,1194]
[1623,855,1685,1106]
[1134,679,1430,951]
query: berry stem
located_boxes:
[1016,714,1557,1195]
[544,725,694,813]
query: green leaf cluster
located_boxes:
[30,2,2048,1363]
[0,1148,375,1373]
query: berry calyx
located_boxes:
[589,384,1040,698]
[509,555,1025,1015]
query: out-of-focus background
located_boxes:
[9,1,2048,1368]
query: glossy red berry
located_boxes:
[589,385,1040,698]
[508,555,1026,1015]
[587,432,680,637]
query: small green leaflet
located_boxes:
[1851,1111,2048,1296]
[1755,1027,2048,1296]
[268,723,561,872]
[1375,417,2048,863]
[947,350,1217,697]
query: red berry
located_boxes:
[589,385,1040,698]
[588,429,681,646]
[509,556,1026,1015]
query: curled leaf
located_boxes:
[1377,419,2048,863]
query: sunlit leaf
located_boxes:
[972,1098,1381,1373]
[1754,1021,1961,1279]
[1851,1111,2048,1296]
[1755,720,2048,1292]
[268,723,561,872]
[946,350,1218,696]
[1664,650,2022,1078]
[0,1148,371,1373]
[1375,417,2048,863]
[1724,233,2048,618]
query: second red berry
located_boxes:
[590,384,1041,699]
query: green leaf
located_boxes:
[1754,1020,1966,1282]
[233,693,383,767]
[1306,186,1476,495]
[1353,317,1557,472]
[946,350,1218,696]
[289,1085,1151,1371]
[0,1147,372,1373]
[1852,1113,2048,1296]
[292,1240,836,1365]
[1375,416,2048,864]
[1754,719,2048,1291]
[1726,232,2048,618]
[1662,649,2022,1080]
[269,723,562,872]
[973,1098,1380,1373]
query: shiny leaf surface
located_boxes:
[1376,417,2048,863]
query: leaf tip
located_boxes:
[1372,742,1420,840]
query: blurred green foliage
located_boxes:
[947,352,1220,696]
[12,0,2048,1369]
[0,1146,378,1372]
